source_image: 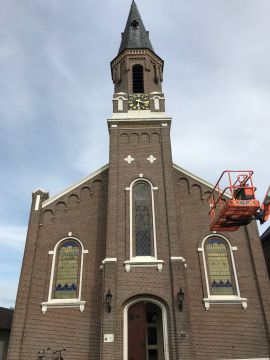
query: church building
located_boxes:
[7,2,270,359]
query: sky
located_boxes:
[0,0,269,308]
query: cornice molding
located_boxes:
[42,164,109,208]
[111,49,163,68]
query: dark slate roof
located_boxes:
[118,0,154,54]
[261,226,270,242]
[0,307,13,330]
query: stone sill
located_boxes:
[41,299,86,314]
[124,257,164,272]
[203,296,247,310]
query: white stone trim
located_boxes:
[170,256,185,262]
[108,112,172,121]
[200,234,246,310]
[124,155,135,164]
[102,257,117,264]
[154,97,160,110]
[173,163,214,191]
[203,296,248,310]
[118,97,124,111]
[115,95,128,100]
[124,258,164,272]
[42,237,87,313]
[128,178,158,261]
[41,299,86,314]
[42,164,109,208]
[123,298,169,360]
[34,195,41,210]
[173,163,231,198]
[147,155,157,164]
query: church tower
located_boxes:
[7,2,270,360]
[111,0,164,112]
[102,2,186,358]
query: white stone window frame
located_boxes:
[198,234,247,310]
[153,96,161,110]
[123,297,169,360]
[115,95,127,111]
[41,237,88,314]
[124,178,164,272]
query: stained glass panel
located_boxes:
[206,238,235,295]
[133,182,153,256]
[54,240,80,299]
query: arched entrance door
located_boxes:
[127,301,165,360]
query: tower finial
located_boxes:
[118,1,154,54]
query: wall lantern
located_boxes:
[37,350,45,360]
[178,288,185,312]
[37,348,66,360]
[53,349,66,360]
[106,289,112,313]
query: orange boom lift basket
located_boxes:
[208,170,260,231]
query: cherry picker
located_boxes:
[208,170,270,231]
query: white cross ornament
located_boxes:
[124,155,135,164]
[147,155,157,164]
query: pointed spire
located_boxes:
[118,0,154,54]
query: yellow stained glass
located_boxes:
[206,239,235,295]
[54,241,80,299]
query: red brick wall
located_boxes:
[8,120,270,360]
[8,171,108,360]
[8,121,270,360]
[174,169,270,359]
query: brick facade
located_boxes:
[261,227,270,279]
[7,2,270,360]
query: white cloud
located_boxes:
[0,225,26,251]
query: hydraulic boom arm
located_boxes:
[256,186,270,224]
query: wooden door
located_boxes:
[128,302,165,360]
[128,302,147,360]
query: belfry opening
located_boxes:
[132,65,144,93]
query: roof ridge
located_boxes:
[42,164,109,208]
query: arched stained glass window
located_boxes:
[133,181,154,256]
[205,238,236,296]
[53,240,80,299]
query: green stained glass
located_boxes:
[54,241,80,299]
[206,239,235,295]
